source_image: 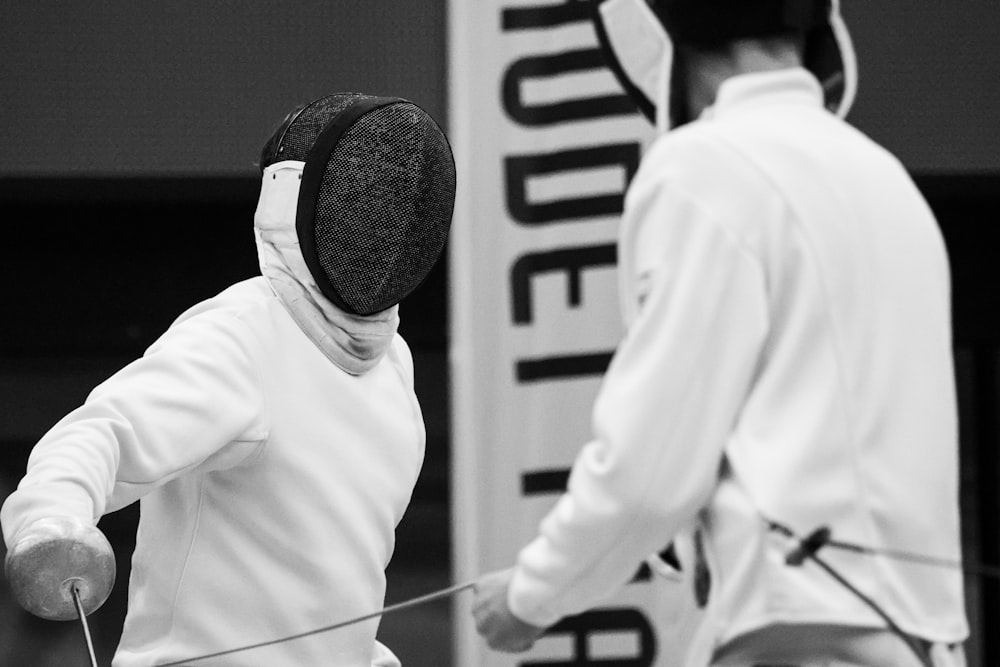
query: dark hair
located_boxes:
[651,0,827,46]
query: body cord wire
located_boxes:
[768,520,935,667]
[154,580,476,666]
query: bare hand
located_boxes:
[472,568,547,653]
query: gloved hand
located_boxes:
[4,516,116,620]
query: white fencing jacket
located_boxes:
[1,164,425,666]
[507,68,968,662]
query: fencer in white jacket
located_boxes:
[473,6,968,666]
[2,94,456,666]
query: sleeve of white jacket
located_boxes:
[1,310,268,548]
[507,163,770,627]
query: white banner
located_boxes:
[448,2,698,666]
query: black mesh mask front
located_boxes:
[260,93,456,316]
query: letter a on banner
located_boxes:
[448,2,703,666]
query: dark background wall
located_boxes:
[0,1,448,176]
[0,2,998,666]
[2,1,999,177]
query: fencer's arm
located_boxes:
[507,162,769,628]
[1,310,268,549]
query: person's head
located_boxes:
[673,30,807,121]
[255,93,456,316]
[593,0,857,130]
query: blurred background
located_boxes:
[1,1,998,665]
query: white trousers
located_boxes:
[710,624,966,667]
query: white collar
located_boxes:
[253,161,398,376]
[702,67,824,121]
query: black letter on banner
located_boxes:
[519,608,657,666]
[522,469,570,496]
[511,245,616,325]
[502,49,635,125]
[502,1,591,30]
[506,143,640,224]
[516,353,613,383]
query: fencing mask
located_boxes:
[259,93,456,316]
[592,0,857,131]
